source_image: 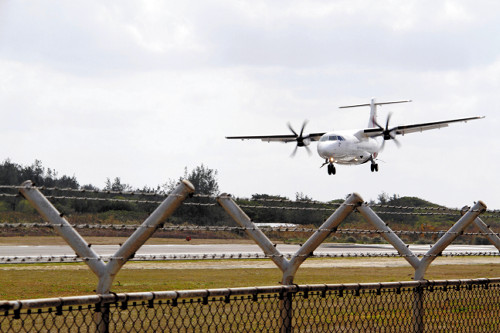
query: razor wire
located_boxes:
[0,185,168,197]
[1,184,500,215]
[0,222,498,237]
[1,192,485,217]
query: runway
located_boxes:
[0,243,497,258]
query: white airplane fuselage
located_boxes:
[226,98,483,175]
[317,130,380,165]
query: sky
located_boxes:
[0,0,499,209]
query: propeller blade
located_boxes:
[392,135,401,148]
[287,122,298,137]
[299,120,308,137]
[305,145,312,156]
[374,118,384,130]
[288,120,312,156]
[377,112,402,149]
[385,112,392,131]
[380,139,386,152]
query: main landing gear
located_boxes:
[327,163,336,175]
[370,162,379,172]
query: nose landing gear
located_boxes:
[327,163,336,175]
[370,162,379,172]
[321,159,337,176]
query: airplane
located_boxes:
[226,98,484,175]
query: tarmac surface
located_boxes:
[0,243,498,269]
[0,243,497,257]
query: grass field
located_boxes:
[1,236,498,301]
[1,259,498,301]
[1,257,499,332]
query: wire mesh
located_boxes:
[1,279,499,332]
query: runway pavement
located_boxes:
[0,243,497,258]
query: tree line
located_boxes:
[0,159,492,233]
[0,159,220,195]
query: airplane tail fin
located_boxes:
[339,98,412,128]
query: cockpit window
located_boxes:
[320,135,345,142]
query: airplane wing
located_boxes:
[362,116,484,138]
[226,133,326,143]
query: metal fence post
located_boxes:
[412,200,487,333]
[19,179,195,333]
[218,193,363,333]
[217,194,294,333]
[473,217,500,251]
[217,194,289,272]
[356,204,421,270]
[280,193,363,333]
[414,201,487,280]
[97,180,195,294]
[95,180,194,333]
[18,181,107,277]
[283,193,364,284]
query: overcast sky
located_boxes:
[1,1,499,209]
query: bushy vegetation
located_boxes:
[0,159,497,244]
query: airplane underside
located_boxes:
[332,155,370,165]
[323,153,378,176]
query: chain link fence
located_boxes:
[1,278,499,332]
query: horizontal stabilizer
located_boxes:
[339,100,412,109]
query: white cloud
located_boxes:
[0,0,499,208]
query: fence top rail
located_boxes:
[1,277,498,312]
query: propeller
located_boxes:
[288,120,312,157]
[374,112,401,151]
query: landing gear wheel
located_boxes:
[327,164,336,175]
[374,164,378,172]
[370,163,379,172]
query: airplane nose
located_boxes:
[317,142,328,158]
